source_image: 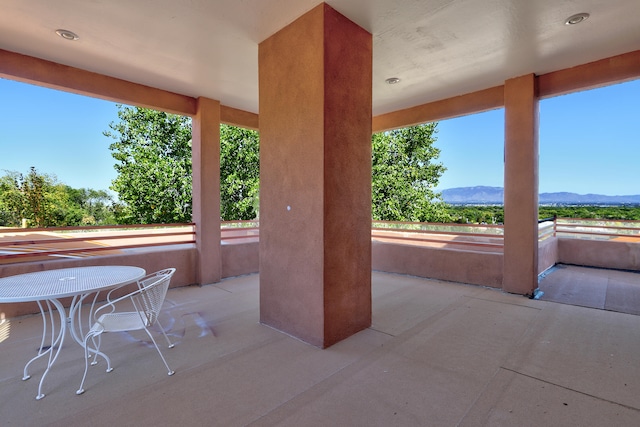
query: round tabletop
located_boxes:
[0,266,146,303]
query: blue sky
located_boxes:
[1,77,638,196]
[1,78,120,192]
[436,78,639,195]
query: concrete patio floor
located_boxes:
[2,271,640,426]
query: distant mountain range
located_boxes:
[441,186,640,205]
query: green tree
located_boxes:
[0,170,25,226]
[372,124,450,222]
[220,124,260,220]
[106,106,193,224]
[64,187,116,225]
[444,205,504,224]
[106,106,261,223]
[0,167,71,227]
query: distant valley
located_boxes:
[441,186,640,205]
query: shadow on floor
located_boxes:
[538,264,640,315]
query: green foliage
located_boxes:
[0,171,26,226]
[372,124,450,222]
[0,167,115,227]
[106,106,260,223]
[0,167,61,227]
[538,206,640,221]
[106,106,193,224]
[445,205,505,224]
[64,187,116,225]
[220,124,260,220]
[443,205,640,224]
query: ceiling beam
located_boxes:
[0,48,259,130]
[3,47,638,134]
[538,50,640,99]
[220,106,259,130]
[372,85,504,133]
[0,48,197,116]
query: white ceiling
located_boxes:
[1,0,638,115]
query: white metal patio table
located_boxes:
[0,265,145,399]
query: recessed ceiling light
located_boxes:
[565,13,590,25]
[55,29,79,41]
[385,77,401,85]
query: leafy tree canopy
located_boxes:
[0,167,58,227]
[106,105,260,223]
[0,167,114,227]
[108,108,453,224]
[220,124,260,220]
[106,106,193,224]
[372,124,450,222]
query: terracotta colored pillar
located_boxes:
[192,97,222,285]
[258,3,372,348]
[503,74,539,295]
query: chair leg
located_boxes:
[143,328,175,376]
[156,320,175,348]
[90,335,100,365]
[77,331,113,395]
[88,334,112,372]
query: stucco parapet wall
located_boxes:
[372,241,503,288]
[558,238,640,271]
[221,241,259,279]
[538,236,558,275]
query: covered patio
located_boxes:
[1,0,640,423]
[2,271,640,425]
[1,0,638,343]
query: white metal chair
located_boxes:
[76,268,176,395]
[133,268,177,348]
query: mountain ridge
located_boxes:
[441,186,640,205]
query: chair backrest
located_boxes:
[133,268,175,326]
[138,268,176,290]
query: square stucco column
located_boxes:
[258,3,372,348]
[192,97,221,285]
[503,74,539,295]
